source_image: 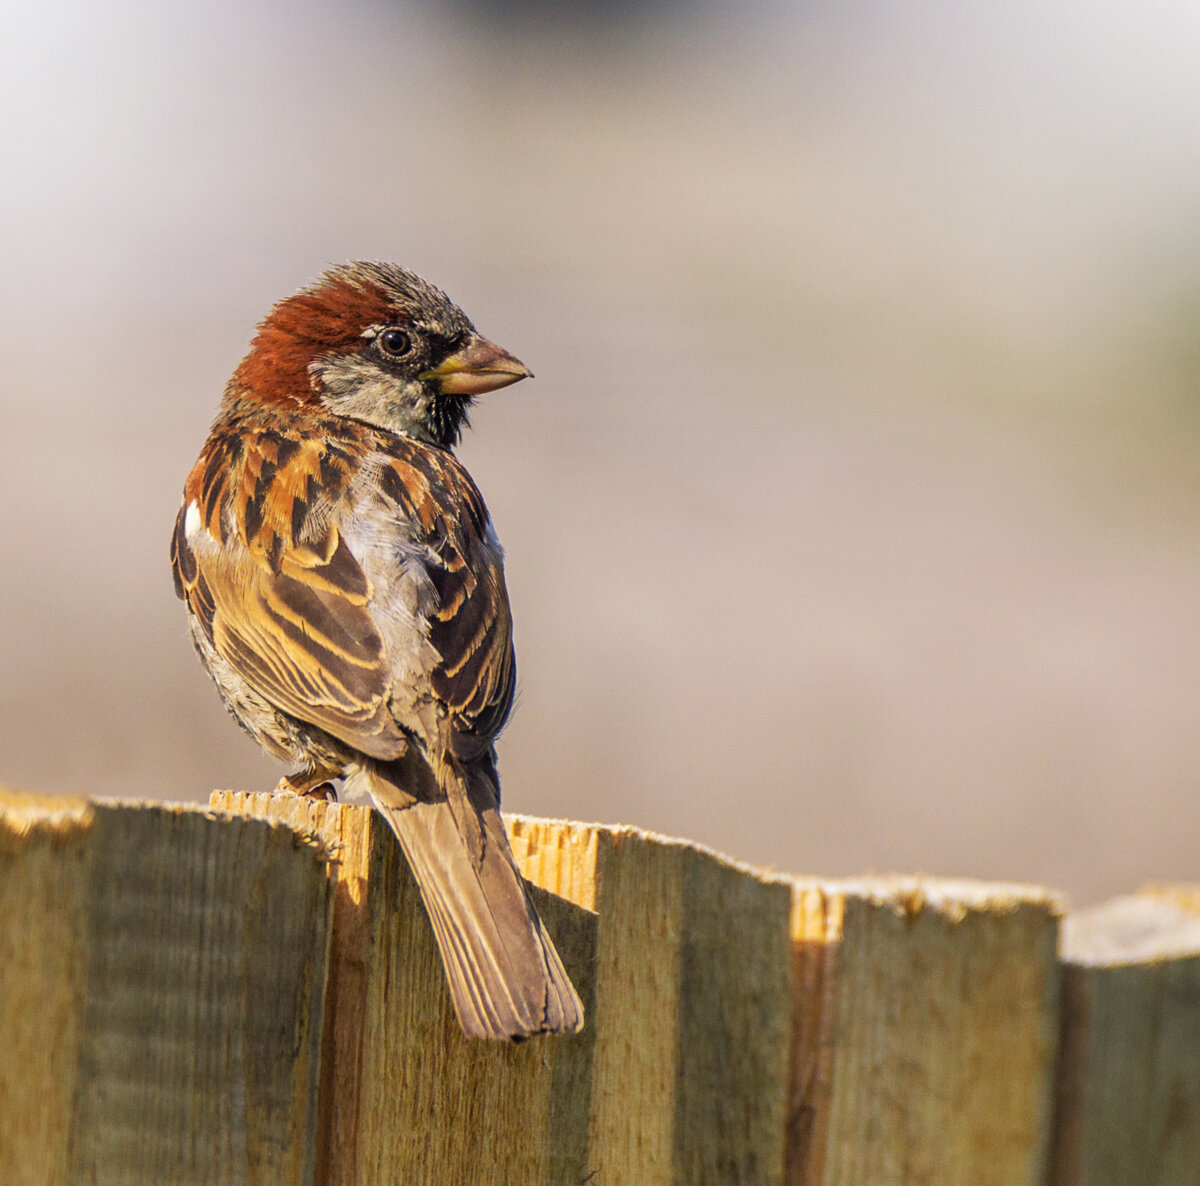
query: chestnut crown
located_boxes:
[229,261,530,448]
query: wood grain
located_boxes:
[0,790,333,1186]
[211,792,599,1186]
[0,791,91,1186]
[1047,887,1200,1186]
[510,818,795,1186]
[15,786,1200,1186]
[789,877,1062,1186]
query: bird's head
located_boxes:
[230,260,531,448]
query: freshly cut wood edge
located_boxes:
[0,791,333,1186]
[0,787,92,843]
[1047,888,1200,1186]
[1060,889,1200,966]
[211,793,599,1186]
[508,815,794,1186]
[789,876,1062,1186]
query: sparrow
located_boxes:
[171,261,584,1040]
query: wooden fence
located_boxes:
[1,787,1197,1185]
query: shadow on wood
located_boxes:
[211,792,599,1186]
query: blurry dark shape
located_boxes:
[436,0,711,31]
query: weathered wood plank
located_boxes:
[789,877,1062,1186]
[0,792,92,1186]
[1047,887,1200,1186]
[211,792,599,1186]
[14,785,1136,1186]
[0,790,333,1186]
[510,818,794,1186]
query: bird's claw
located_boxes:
[275,773,339,802]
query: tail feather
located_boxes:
[347,760,584,1040]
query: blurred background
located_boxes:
[3,0,1199,904]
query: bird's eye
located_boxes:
[377,328,412,358]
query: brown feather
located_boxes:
[232,275,396,407]
[352,756,584,1040]
[175,418,404,759]
[375,446,517,752]
[176,407,518,767]
[173,262,578,1039]
[200,542,403,761]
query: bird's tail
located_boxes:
[345,754,584,1040]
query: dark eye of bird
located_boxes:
[378,328,412,358]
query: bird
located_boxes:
[171,261,584,1040]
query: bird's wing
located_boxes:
[171,419,515,764]
[171,420,406,760]
[362,438,517,761]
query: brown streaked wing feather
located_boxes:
[381,443,517,757]
[206,561,403,760]
[177,419,406,761]
[429,564,515,748]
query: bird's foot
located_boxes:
[276,770,340,802]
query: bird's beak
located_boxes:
[421,335,532,396]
